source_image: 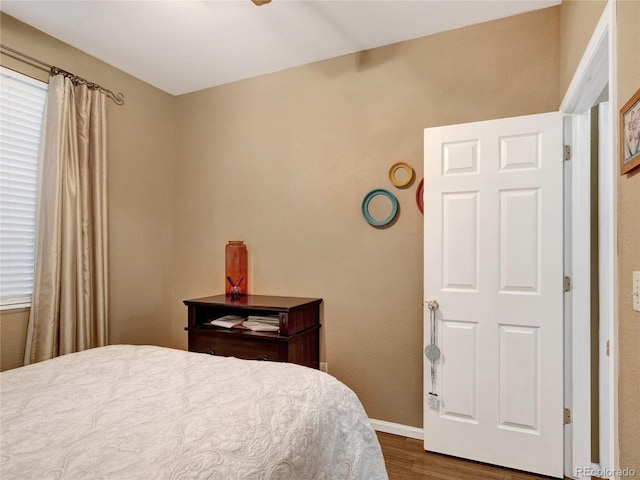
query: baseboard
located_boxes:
[369,418,424,440]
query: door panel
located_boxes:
[499,188,540,293]
[442,192,479,290]
[498,324,539,431]
[441,320,478,421]
[424,112,563,478]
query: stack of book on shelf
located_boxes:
[208,314,280,332]
[208,315,245,328]
[243,315,280,332]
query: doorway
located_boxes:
[560,1,617,477]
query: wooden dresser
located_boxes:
[184,294,322,369]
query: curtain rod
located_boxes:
[0,44,125,105]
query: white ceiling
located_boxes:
[0,0,560,96]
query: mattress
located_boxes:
[0,345,388,479]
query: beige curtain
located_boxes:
[24,74,109,364]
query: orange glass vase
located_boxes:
[225,241,248,296]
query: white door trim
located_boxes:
[564,110,592,478]
[560,1,618,477]
[598,101,614,472]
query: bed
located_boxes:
[1,345,388,479]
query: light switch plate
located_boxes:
[633,271,640,313]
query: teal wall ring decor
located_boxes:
[362,188,398,227]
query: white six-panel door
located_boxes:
[423,112,564,478]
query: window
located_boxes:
[0,66,47,308]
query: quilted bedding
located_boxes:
[0,345,388,479]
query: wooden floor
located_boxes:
[377,432,555,480]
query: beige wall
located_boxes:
[171,7,560,427]
[0,308,28,370]
[0,13,176,370]
[559,0,608,96]
[616,0,640,471]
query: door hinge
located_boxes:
[564,408,572,425]
[564,145,571,161]
[564,276,572,292]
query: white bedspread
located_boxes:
[1,345,388,480]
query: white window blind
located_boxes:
[0,67,47,308]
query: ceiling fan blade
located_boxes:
[251,0,272,5]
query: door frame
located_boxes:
[560,1,618,477]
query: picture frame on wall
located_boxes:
[620,87,640,175]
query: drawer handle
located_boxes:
[206,348,216,356]
[252,354,269,361]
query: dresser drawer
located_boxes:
[189,331,286,362]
